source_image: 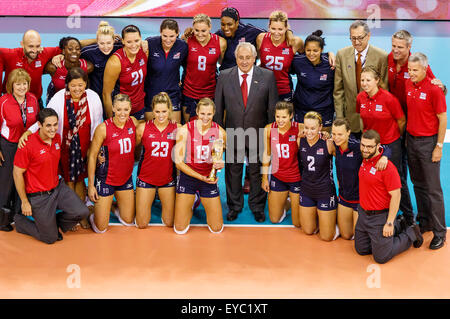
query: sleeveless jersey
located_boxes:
[259,33,294,95]
[137,120,178,186]
[185,120,220,177]
[96,118,136,186]
[270,121,301,182]
[182,34,221,99]
[299,138,335,198]
[52,59,89,92]
[113,48,147,114]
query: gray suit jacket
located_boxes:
[214,65,278,141]
[333,44,388,132]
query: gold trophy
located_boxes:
[208,138,224,182]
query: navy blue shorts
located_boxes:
[176,171,219,198]
[131,108,146,121]
[95,176,134,197]
[270,175,301,194]
[136,177,176,189]
[299,190,337,211]
[338,196,359,211]
[181,94,199,118]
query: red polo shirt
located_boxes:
[0,46,61,100]
[359,150,401,211]
[405,77,447,137]
[0,92,39,143]
[356,88,405,144]
[388,52,434,112]
[14,131,61,194]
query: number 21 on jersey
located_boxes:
[131,69,144,86]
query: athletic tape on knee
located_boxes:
[89,213,107,234]
[208,223,224,234]
[174,224,190,235]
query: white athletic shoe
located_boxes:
[333,224,341,241]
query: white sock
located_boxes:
[278,210,287,223]
[333,224,341,241]
[208,224,224,234]
[89,213,106,234]
[174,224,190,235]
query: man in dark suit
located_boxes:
[214,42,278,222]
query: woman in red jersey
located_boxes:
[181,14,227,123]
[262,101,303,226]
[103,25,148,121]
[173,98,226,234]
[87,94,139,233]
[135,92,181,228]
[0,69,39,231]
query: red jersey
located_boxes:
[0,92,39,143]
[0,46,61,100]
[270,121,301,182]
[359,151,401,211]
[405,77,447,137]
[14,131,61,194]
[182,34,221,99]
[59,100,92,181]
[51,59,89,92]
[259,33,294,95]
[138,120,178,186]
[387,52,434,112]
[356,88,405,144]
[100,118,136,186]
[185,120,220,177]
[113,48,147,114]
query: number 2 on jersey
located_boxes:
[151,141,169,157]
[307,155,315,171]
[265,55,284,71]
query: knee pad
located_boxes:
[90,213,107,234]
[174,224,190,235]
[208,223,224,234]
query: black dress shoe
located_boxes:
[410,224,423,248]
[0,224,13,232]
[253,211,265,223]
[429,235,446,250]
[226,210,239,221]
[57,231,63,241]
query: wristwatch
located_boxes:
[436,143,443,148]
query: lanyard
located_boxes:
[14,95,27,128]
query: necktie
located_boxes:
[241,73,248,109]
[356,52,362,92]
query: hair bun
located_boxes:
[98,21,110,28]
[312,30,323,37]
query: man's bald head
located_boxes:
[21,30,42,61]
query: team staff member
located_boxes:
[0,30,61,108]
[135,92,180,228]
[13,108,89,244]
[145,19,188,124]
[173,98,226,234]
[298,111,338,241]
[406,53,447,249]
[181,14,227,123]
[331,118,390,240]
[88,94,139,233]
[216,7,265,71]
[103,25,148,120]
[291,30,335,129]
[0,69,39,232]
[261,101,302,226]
[355,129,423,264]
[44,37,93,103]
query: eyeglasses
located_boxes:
[360,143,377,150]
[350,33,368,42]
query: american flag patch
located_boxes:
[209,135,216,142]
[55,143,60,150]
[320,74,327,81]
[173,52,180,59]
[139,59,145,66]
[209,48,216,55]
[317,148,324,155]
[239,37,246,42]
[282,48,290,55]
[128,128,134,134]
[347,151,353,157]
[167,132,175,139]
[289,135,296,141]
